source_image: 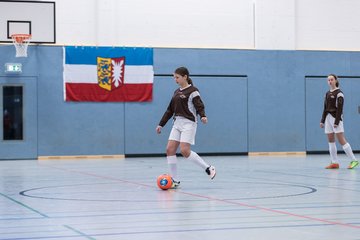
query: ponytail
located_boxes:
[187,77,193,85]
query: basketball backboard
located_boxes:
[0,1,55,44]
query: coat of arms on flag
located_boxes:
[63,46,153,102]
[97,57,125,91]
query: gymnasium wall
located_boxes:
[53,0,360,51]
[1,45,359,156]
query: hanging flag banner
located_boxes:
[63,46,154,102]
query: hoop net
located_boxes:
[11,34,31,57]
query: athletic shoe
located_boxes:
[205,165,216,179]
[171,179,180,189]
[325,163,339,169]
[347,160,359,169]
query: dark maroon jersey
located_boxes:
[321,88,344,125]
[159,85,206,127]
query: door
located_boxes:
[305,77,360,152]
[0,77,37,159]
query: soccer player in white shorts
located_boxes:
[320,74,358,169]
[156,67,216,188]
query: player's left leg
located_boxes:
[336,132,358,169]
[180,142,216,179]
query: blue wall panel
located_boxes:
[124,75,248,155]
[349,52,360,75]
[302,51,350,76]
[154,48,251,75]
[305,77,330,151]
[246,51,306,152]
[36,47,126,156]
[192,76,248,153]
[124,76,172,155]
[347,80,360,149]
[0,45,359,157]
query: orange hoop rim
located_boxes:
[11,34,32,43]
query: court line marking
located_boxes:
[18,181,317,202]
[63,225,96,240]
[0,192,49,218]
[41,164,360,229]
[0,223,354,240]
[257,170,360,183]
[252,170,360,193]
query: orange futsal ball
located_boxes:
[157,174,173,190]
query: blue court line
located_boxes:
[0,220,360,240]
[1,209,359,226]
[84,222,360,237]
[0,235,90,240]
[0,192,49,218]
[0,222,351,240]
[257,169,360,183]
[1,208,260,221]
[0,217,45,221]
[63,225,96,240]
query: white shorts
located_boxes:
[168,117,197,145]
[324,113,344,134]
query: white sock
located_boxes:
[329,142,338,163]
[186,151,210,170]
[167,155,178,181]
[342,143,356,161]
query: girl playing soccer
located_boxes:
[156,67,216,188]
[320,74,358,169]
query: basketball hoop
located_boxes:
[11,34,31,57]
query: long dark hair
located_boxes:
[175,67,193,85]
[328,74,339,87]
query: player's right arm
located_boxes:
[156,101,174,134]
[320,93,327,128]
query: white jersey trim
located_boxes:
[188,91,200,123]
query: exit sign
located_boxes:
[5,63,22,73]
